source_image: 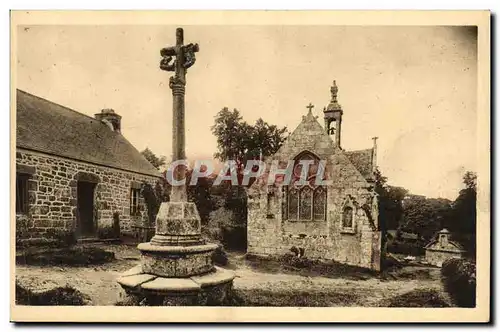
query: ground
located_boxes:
[16,243,451,306]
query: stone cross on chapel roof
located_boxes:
[306,102,314,114]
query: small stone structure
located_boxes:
[15,90,160,245]
[425,229,465,267]
[247,81,382,271]
[117,28,234,305]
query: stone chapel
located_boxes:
[247,81,382,271]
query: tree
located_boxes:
[141,147,166,169]
[374,168,408,232]
[211,107,288,173]
[448,171,477,257]
[140,177,170,226]
[402,196,452,241]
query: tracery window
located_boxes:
[283,185,327,222]
[281,151,328,222]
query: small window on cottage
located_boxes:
[16,173,29,214]
[130,188,141,216]
[342,206,354,228]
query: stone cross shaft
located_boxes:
[160,28,199,202]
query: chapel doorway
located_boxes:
[77,181,96,238]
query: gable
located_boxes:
[273,112,336,161]
[425,240,464,252]
[16,89,160,177]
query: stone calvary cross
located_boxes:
[117,29,235,306]
[148,27,203,247]
[160,28,199,202]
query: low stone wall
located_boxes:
[16,149,160,245]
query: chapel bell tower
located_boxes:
[323,80,343,148]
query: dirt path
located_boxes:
[16,245,447,306]
[16,244,140,305]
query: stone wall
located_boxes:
[247,112,381,271]
[15,149,160,245]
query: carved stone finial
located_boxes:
[325,80,342,113]
[330,80,338,103]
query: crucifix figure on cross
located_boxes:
[306,102,314,114]
[160,28,200,87]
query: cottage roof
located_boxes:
[16,89,160,177]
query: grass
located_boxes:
[226,288,360,307]
[244,253,378,280]
[16,246,115,267]
[383,288,451,307]
[16,282,90,306]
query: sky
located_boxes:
[16,25,477,200]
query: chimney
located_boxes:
[95,109,122,133]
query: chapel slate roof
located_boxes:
[344,148,375,181]
[16,89,161,177]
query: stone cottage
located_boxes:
[425,228,465,267]
[247,81,382,271]
[15,89,161,246]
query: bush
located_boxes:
[386,239,425,256]
[207,207,234,241]
[278,252,313,269]
[15,215,30,241]
[441,258,476,307]
[385,288,450,307]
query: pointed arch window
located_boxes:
[342,206,354,228]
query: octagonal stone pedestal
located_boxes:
[117,200,236,306]
[117,265,235,306]
[138,242,219,277]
